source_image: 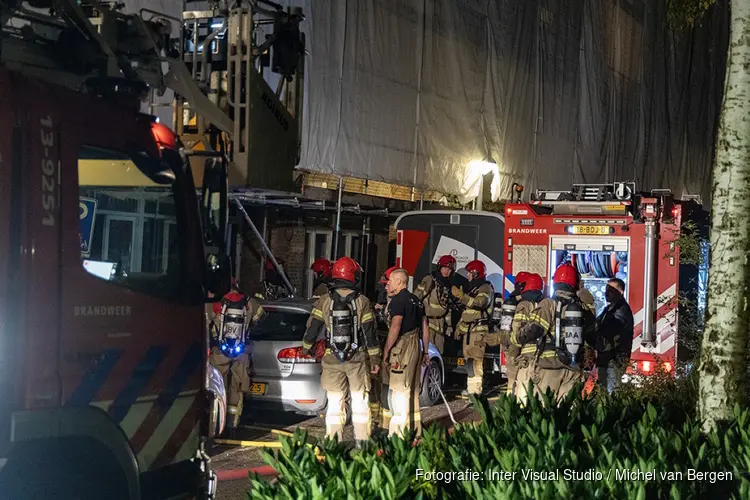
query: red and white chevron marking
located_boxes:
[631,284,677,355]
[92,390,200,471]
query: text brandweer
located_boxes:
[508,228,547,234]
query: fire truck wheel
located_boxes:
[0,437,129,500]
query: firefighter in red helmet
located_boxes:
[413,254,456,354]
[301,256,380,447]
[513,262,595,405]
[310,258,333,297]
[451,259,494,397]
[209,277,265,436]
[507,273,545,396]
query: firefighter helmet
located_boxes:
[380,265,398,284]
[524,273,544,292]
[310,258,333,279]
[332,256,362,283]
[515,271,531,289]
[437,254,457,270]
[553,262,579,288]
[465,260,486,279]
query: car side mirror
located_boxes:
[205,252,231,300]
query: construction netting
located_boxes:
[294,0,728,203]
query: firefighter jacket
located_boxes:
[302,288,381,366]
[312,281,329,297]
[515,289,595,363]
[509,290,545,358]
[414,273,451,318]
[455,281,493,336]
[591,298,634,367]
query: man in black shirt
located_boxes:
[591,278,634,393]
[383,268,430,439]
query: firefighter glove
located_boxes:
[451,286,463,299]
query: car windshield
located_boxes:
[249,309,309,341]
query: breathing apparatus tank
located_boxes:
[329,293,358,362]
[560,301,584,363]
[494,294,516,334]
[218,299,249,357]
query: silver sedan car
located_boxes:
[246,299,446,415]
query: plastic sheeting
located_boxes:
[296,0,728,204]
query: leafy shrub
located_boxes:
[248,380,750,499]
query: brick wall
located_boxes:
[267,223,307,292]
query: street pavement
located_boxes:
[212,374,504,499]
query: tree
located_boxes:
[670,0,750,430]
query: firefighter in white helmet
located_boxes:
[301,257,380,448]
[383,268,430,439]
[209,278,265,436]
[513,262,595,405]
[452,259,494,398]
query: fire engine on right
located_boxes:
[502,182,706,381]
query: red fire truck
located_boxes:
[0,4,233,500]
[504,182,683,376]
[397,182,703,380]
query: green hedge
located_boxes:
[248,375,750,499]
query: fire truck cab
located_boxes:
[503,182,681,376]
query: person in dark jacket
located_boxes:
[591,278,634,393]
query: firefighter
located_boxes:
[301,257,380,447]
[374,266,398,324]
[413,255,456,354]
[507,273,545,397]
[372,265,397,432]
[452,259,494,397]
[383,268,430,439]
[513,263,595,405]
[491,271,531,391]
[310,258,333,297]
[209,278,265,436]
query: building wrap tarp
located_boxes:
[295,0,728,203]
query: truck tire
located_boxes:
[419,359,443,407]
[0,438,129,500]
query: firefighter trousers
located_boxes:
[366,357,390,430]
[461,326,487,395]
[504,345,521,395]
[426,317,447,354]
[321,352,371,442]
[514,353,583,406]
[210,349,251,429]
[387,330,422,439]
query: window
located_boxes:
[78,145,183,301]
[248,310,310,342]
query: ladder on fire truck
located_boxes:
[0,0,304,295]
[0,0,304,165]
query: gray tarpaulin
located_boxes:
[295,0,728,203]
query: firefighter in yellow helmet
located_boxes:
[513,262,595,405]
[209,278,265,436]
[413,254,456,354]
[383,268,430,439]
[301,257,380,448]
[452,260,494,398]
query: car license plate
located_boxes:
[457,358,465,366]
[569,225,611,235]
[249,383,267,395]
